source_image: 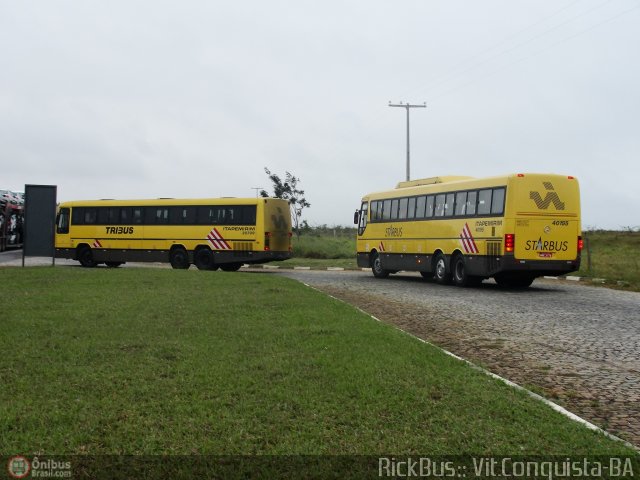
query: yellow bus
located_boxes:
[55,197,292,270]
[354,173,582,288]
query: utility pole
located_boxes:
[388,101,426,181]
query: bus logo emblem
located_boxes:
[530,182,565,210]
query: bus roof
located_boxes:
[363,173,577,200]
[58,197,285,208]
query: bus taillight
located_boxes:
[264,232,271,251]
[505,234,515,253]
[578,236,584,252]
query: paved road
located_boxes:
[278,269,640,447]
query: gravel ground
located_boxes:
[279,269,640,447]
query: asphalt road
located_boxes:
[278,269,640,447]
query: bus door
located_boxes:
[355,202,368,236]
[56,207,71,248]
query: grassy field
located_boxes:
[578,230,640,289]
[0,267,634,457]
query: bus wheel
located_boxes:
[433,252,451,285]
[105,262,124,268]
[452,255,481,287]
[78,246,97,268]
[371,252,389,279]
[220,263,242,272]
[194,248,215,270]
[170,248,190,269]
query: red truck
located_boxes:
[0,191,24,251]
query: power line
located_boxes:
[388,102,427,181]
[429,1,640,102]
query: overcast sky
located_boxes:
[1,0,639,229]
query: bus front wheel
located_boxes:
[371,252,389,279]
[433,252,451,285]
[170,247,190,269]
[78,246,97,268]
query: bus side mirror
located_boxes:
[353,210,359,225]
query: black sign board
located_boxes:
[22,184,57,265]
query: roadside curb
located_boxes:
[544,275,630,287]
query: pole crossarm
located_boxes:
[388,101,426,182]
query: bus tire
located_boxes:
[194,248,215,270]
[452,254,481,287]
[371,252,389,279]
[105,262,124,268]
[170,247,190,269]
[433,252,451,285]
[78,246,97,268]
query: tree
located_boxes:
[260,167,311,237]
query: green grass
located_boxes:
[578,231,640,290]
[0,268,634,455]
[290,234,354,259]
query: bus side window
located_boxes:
[415,196,426,218]
[407,197,416,219]
[434,194,446,217]
[382,200,392,220]
[398,198,408,220]
[478,189,492,215]
[491,188,505,214]
[390,199,399,220]
[72,208,83,225]
[425,196,434,218]
[445,193,455,217]
[466,191,477,215]
[133,208,143,224]
[243,206,256,225]
[84,208,97,224]
[455,192,467,216]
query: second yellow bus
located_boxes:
[354,173,582,288]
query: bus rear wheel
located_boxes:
[452,254,481,287]
[170,247,190,269]
[194,248,216,270]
